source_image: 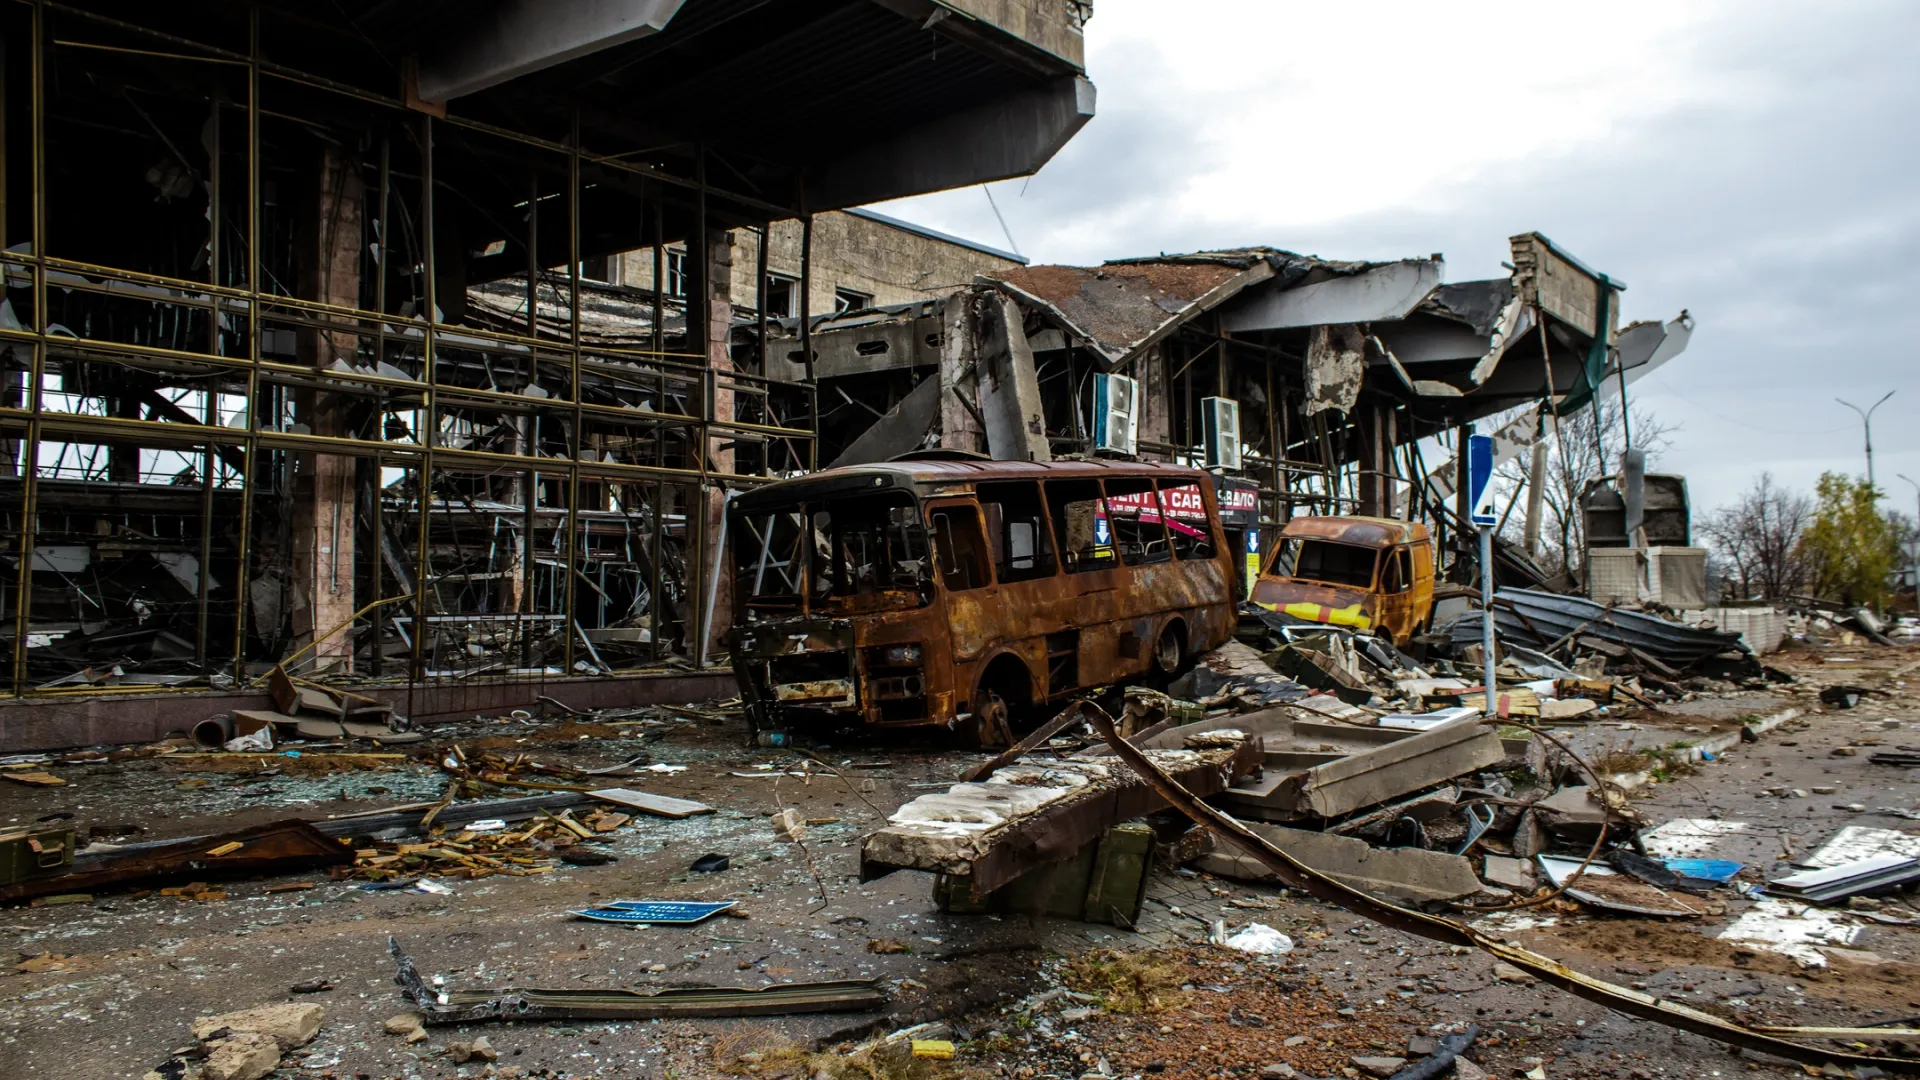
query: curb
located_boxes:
[1605,706,1802,793]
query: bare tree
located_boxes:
[1496,398,1675,578]
[1697,472,1813,600]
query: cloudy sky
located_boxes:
[871,0,1920,517]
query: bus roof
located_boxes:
[732,457,1215,516]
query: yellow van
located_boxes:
[1249,516,1435,647]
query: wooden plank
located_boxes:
[587,788,715,819]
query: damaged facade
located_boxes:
[785,236,1693,611]
[0,0,1090,745]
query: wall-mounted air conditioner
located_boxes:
[1202,396,1241,470]
[1091,372,1139,456]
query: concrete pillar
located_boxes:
[937,290,984,452]
[1137,344,1169,462]
[1523,441,1548,556]
[701,226,734,659]
[977,295,1050,463]
[290,144,363,672]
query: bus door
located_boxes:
[924,498,996,663]
[1042,478,1125,682]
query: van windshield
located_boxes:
[733,491,931,620]
[1273,537,1379,589]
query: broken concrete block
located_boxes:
[1453,1060,1490,1080]
[1511,810,1546,859]
[1259,1065,1297,1079]
[1349,1056,1406,1077]
[771,808,806,842]
[202,1032,282,1080]
[1189,822,1481,903]
[1538,697,1598,721]
[1534,785,1607,825]
[1481,854,1535,892]
[448,1036,500,1063]
[191,1003,324,1049]
[383,1013,424,1036]
[1492,961,1536,983]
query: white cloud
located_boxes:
[866,0,1920,516]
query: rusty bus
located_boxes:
[725,455,1239,747]
[1249,516,1436,646]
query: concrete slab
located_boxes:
[1189,822,1481,904]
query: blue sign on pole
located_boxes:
[1467,434,1497,527]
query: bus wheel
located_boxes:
[1152,623,1185,677]
[967,689,1016,750]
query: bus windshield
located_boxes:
[733,491,931,620]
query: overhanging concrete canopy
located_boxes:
[419,0,688,103]
[1219,259,1443,332]
[805,75,1096,211]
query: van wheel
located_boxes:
[966,690,1016,751]
[1152,623,1185,676]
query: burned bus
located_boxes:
[725,454,1238,747]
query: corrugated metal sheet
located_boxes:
[1443,588,1748,666]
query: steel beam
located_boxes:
[805,75,1095,211]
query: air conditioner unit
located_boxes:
[1090,372,1139,456]
[1202,396,1241,469]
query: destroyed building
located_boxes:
[0,0,1093,749]
[788,236,1694,601]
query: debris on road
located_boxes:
[389,937,885,1023]
[1,819,351,904]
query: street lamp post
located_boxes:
[1838,391,1896,491]
[1899,473,1920,594]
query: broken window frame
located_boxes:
[928,501,992,592]
[976,480,1057,583]
[1044,478,1115,574]
[1276,537,1381,590]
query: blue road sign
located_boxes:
[1467,434,1497,527]
[568,900,737,925]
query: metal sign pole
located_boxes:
[1466,432,1498,717]
[1480,523,1496,717]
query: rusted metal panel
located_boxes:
[1279,516,1418,549]
[0,819,353,904]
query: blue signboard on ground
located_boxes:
[568,900,737,925]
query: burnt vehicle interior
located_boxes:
[1274,537,1380,589]
[734,493,934,621]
